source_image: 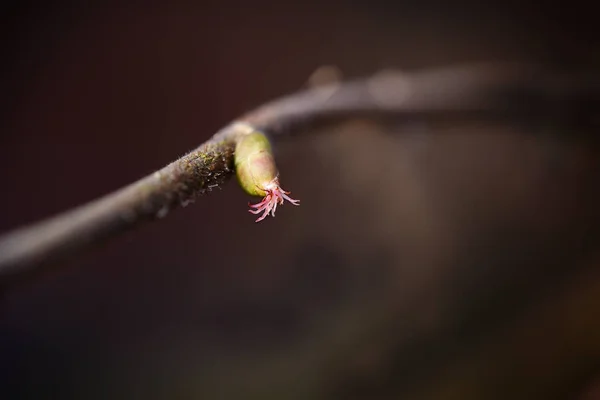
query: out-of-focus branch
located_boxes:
[0,63,597,285]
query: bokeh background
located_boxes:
[1,1,600,399]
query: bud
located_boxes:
[234,128,300,222]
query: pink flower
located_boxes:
[248,178,300,222]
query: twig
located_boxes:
[0,63,597,285]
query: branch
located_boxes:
[0,63,597,285]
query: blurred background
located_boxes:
[1,1,600,399]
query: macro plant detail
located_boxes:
[0,63,595,285]
[234,127,300,222]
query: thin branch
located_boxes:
[0,63,597,284]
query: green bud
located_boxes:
[233,125,300,222]
[235,130,278,197]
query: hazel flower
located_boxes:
[234,128,300,222]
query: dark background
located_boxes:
[1,1,600,399]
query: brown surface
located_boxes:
[1,1,599,399]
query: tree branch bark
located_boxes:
[0,63,597,285]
